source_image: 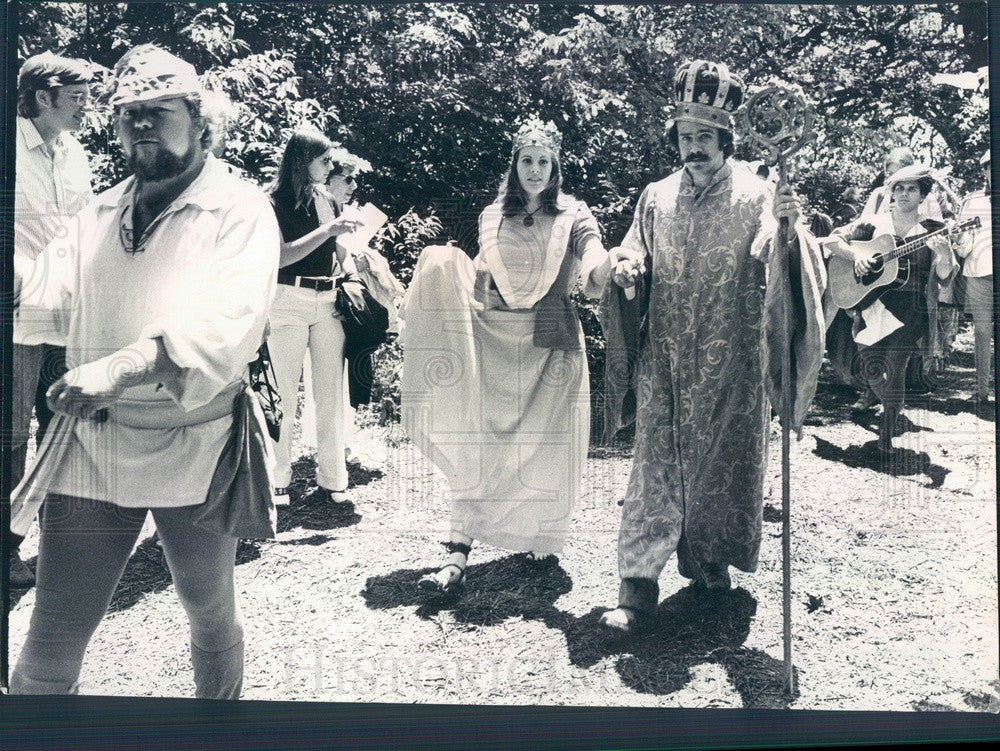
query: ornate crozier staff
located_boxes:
[736,84,814,695]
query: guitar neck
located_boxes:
[887,217,980,261]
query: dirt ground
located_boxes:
[7,323,998,711]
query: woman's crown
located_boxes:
[511,117,562,155]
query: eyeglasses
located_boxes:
[62,92,90,105]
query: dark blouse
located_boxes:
[270,186,339,278]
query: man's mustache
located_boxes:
[684,153,710,163]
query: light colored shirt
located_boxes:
[17,155,280,507]
[956,191,993,277]
[14,116,94,343]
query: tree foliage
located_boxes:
[17,2,989,429]
[20,2,988,230]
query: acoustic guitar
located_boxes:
[826,216,980,310]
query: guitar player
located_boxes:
[824,164,958,453]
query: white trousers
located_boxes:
[266,283,348,491]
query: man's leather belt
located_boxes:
[278,273,335,292]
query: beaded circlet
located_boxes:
[511,117,562,156]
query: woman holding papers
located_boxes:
[400,117,631,593]
[266,129,362,500]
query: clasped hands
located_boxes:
[609,247,645,290]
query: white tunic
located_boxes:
[16,156,280,507]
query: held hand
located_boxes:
[324,217,364,238]
[608,247,645,289]
[772,183,801,226]
[47,354,133,420]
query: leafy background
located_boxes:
[17,1,990,433]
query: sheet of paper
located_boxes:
[338,202,389,254]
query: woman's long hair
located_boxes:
[270,129,334,209]
[498,147,572,216]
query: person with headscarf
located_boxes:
[11,45,279,698]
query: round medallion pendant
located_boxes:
[523,215,534,227]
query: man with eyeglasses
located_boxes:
[10,52,95,589]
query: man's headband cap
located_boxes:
[109,44,203,108]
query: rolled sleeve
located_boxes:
[140,193,280,411]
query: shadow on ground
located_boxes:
[813,436,949,488]
[275,454,379,533]
[807,361,992,428]
[563,587,797,708]
[363,556,794,707]
[363,553,572,625]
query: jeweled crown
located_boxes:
[671,60,746,133]
[511,117,562,156]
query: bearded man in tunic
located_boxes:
[599,61,826,633]
[11,45,279,697]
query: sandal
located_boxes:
[418,563,466,593]
[418,541,471,593]
[326,488,349,503]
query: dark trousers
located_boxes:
[858,343,913,447]
[8,344,66,556]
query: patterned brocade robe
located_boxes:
[606,161,825,582]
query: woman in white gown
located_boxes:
[400,118,633,592]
